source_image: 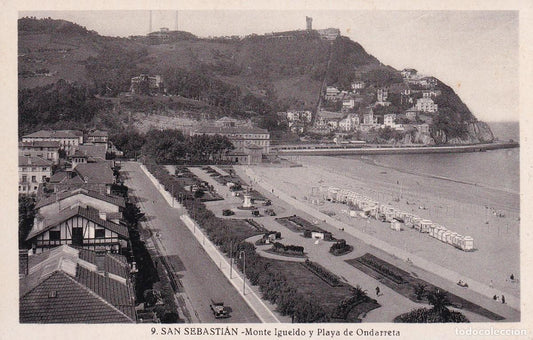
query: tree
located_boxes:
[414,283,426,301]
[19,195,36,248]
[427,289,452,319]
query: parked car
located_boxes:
[222,209,235,216]
[251,210,260,217]
[210,299,230,318]
[264,209,276,216]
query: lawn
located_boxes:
[225,219,264,241]
[268,260,380,322]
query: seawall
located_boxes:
[273,142,518,156]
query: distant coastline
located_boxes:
[272,141,518,156]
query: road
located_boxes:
[121,162,260,323]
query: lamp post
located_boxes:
[239,250,246,295]
[230,241,234,279]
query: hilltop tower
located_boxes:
[306,16,313,31]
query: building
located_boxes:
[422,89,441,98]
[191,125,270,156]
[35,188,125,223]
[286,110,312,123]
[325,86,340,101]
[351,81,365,90]
[384,114,397,128]
[26,205,130,254]
[377,88,388,102]
[306,16,312,30]
[19,245,136,323]
[71,144,108,164]
[22,130,83,155]
[130,74,163,94]
[19,141,60,164]
[49,162,116,195]
[85,130,109,146]
[406,108,418,121]
[415,97,438,113]
[19,156,53,195]
[401,68,418,79]
[342,98,355,110]
[317,28,340,40]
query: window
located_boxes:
[42,167,47,171]
[49,230,60,240]
[31,176,36,183]
[95,229,106,238]
[42,175,47,182]
[22,175,27,183]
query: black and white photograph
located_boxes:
[4,0,533,338]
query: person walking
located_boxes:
[375,286,380,296]
[501,295,506,304]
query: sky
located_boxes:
[19,10,519,122]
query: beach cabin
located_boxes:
[447,232,457,244]
[442,231,451,243]
[327,187,338,201]
[391,219,402,231]
[420,220,432,233]
[412,217,422,231]
[462,236,474,251]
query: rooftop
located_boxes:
[193,126,269,135]
[19,156,53,167]
[74,163,115,185]
[35,188,126,210]
[27,205,129,241]
[23,130,82,139]
[20,245,135,323]
[19,141,61,148]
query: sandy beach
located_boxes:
[247,155,520,300]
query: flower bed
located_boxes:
[302,260,342,287]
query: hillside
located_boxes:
[18,17,493,144]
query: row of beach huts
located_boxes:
[326,187,475,251]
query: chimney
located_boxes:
[19,249,29,278]
[99,211,107,221]
[95,252,106,272]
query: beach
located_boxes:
[246,154,520,301]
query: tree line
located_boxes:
[110,129,235,163]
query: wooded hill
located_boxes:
[18,17,489,143]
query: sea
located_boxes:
[339,122,520,194]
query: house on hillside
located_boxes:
[26,205,130,254]
[19,156,53,195]
[19,245,136,323]
[85,130,108,144]
[325,86,341,101]
[415,97,438,113]
[351,81,365,90]
[130,74,163,95]
[401,68,418,79]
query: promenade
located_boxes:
[190,166,511,322]
[233,166,519,321]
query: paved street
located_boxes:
[121,162,260,323]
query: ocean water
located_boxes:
[340,122,520,194]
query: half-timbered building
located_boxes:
[26,205,129,254]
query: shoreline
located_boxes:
[241,158,520,305]
[271,141,519,156]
